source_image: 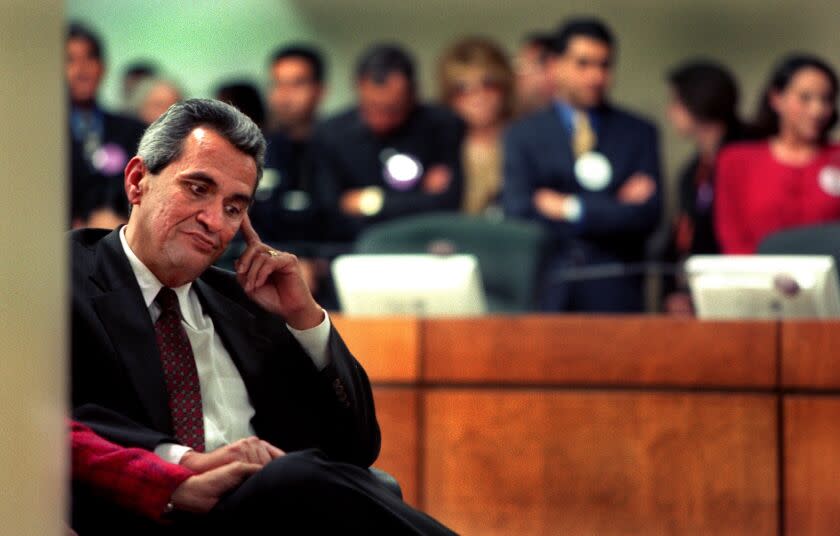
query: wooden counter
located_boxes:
[332,315,840,535]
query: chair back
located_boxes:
[355,213,549,312]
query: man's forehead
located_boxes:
[178,127,258,189]
[566,37,612,56]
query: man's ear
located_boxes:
[124,156,147,205]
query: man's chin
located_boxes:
[163,246,219,281]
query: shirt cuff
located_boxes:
[563,195,584,223]
[287,308,331,371]
[154,443,193,464]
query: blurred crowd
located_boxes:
[66,17,840,314]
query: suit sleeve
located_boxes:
[71,420,193,522]
[316,327,382,467]
[310,129,365,241]
[502,126,539,220]
[255,315,381,467]
[574,122,662,237]
[714,147,753,253]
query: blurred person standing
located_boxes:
[120,61,157,112]
[246,46,332,303]
[127,77,183,125]
[663,60,747,314]
[250,45,327,246]
[215,81,267,131]
[503,17,662,312]
[439,37,514,215]
[716,54,840,254]
[513,32,555,117]
[312,43,464,243]
[267,45,326,141]
[67,22,146,227]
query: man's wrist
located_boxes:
[358,187,384,216]
[285,303,325,331]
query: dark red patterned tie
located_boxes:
[154,287,205,452]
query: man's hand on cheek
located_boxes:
[234,215,324,329]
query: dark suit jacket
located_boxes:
[502,104,662,311]
[310,104,464,242]
[70,228,381,469]
[69,110,146,222]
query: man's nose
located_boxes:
[196,202,224,232]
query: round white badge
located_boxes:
[818,165,840,197]
[574,151,612,191]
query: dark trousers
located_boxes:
[74,449,455,535]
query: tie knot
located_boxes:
[155,287,180,314]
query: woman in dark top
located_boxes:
[663,60,746,314]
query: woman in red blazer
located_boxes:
[71,420,259,524]
[715,55,840,254]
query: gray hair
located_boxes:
[137,98,266,184]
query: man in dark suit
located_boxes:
[503,17,662,312]
[311,44,464,244]
[71,98,454,535]
[67,22,146,227]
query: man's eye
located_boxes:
[189,183,208,196]
[225,204,242,217]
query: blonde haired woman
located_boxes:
[439,37,514,215]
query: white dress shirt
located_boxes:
[118,227,331,462]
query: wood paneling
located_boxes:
[784,397,840,535]
[781,321,840,389]
[423,390,778,536]
[423,316,777,387]
[372,387,420,506]
[332,315,420,382]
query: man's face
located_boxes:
[515,44,553,113]
[550,36,613,109]
[125,127,257,286]
[268,58,323,131]
[66,37,104,105]
[357,73,413,135]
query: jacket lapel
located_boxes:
[594,106,619,168]
[538,107,575,185]
[88,230,172,433]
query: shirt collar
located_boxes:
[118,226,199,328]
[552,100,600,135]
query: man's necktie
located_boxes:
[572,110,596,157]
[154,287,205,452]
